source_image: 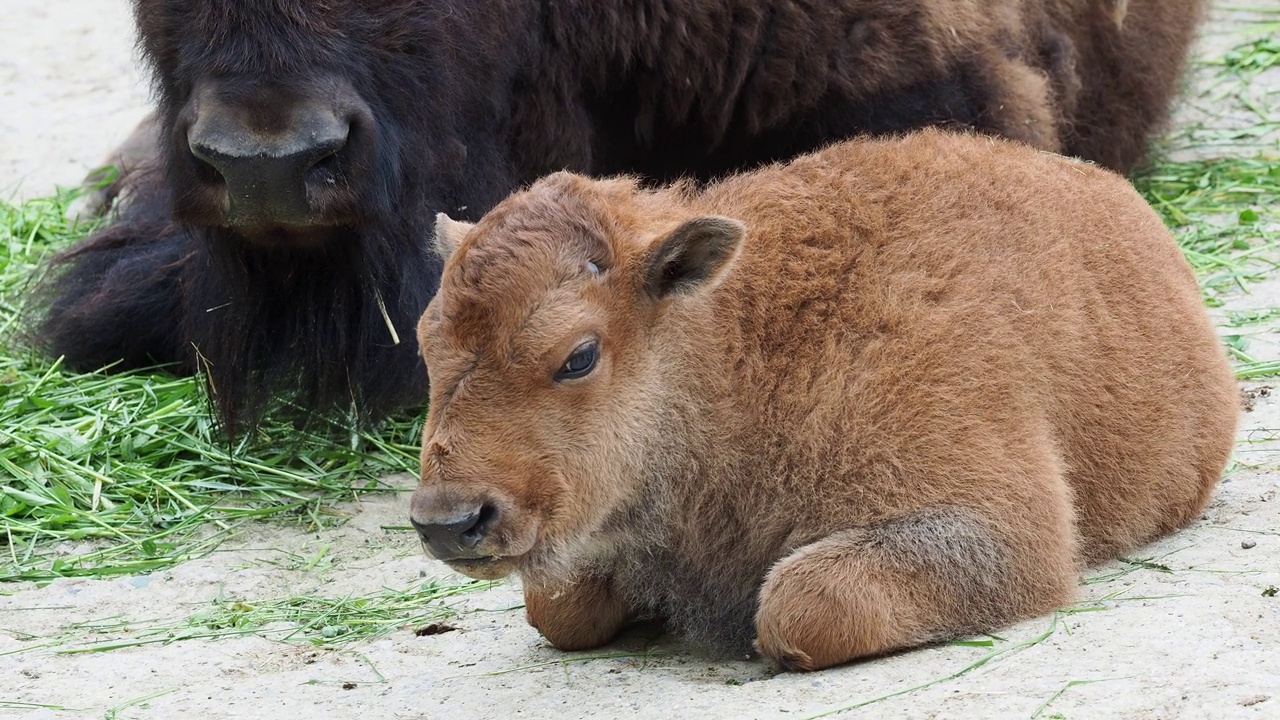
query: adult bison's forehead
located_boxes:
[135,0,355,78]
[133,0,504,89]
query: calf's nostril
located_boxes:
[459,503,499,548]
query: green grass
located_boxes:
[1030,677,1131,720]
[103,688,180,720]
[1133,156,1280,307]
[1,191,426,583]
[0,578,490,664]
[43,578,490,654]
[1145,23,1280,386]
[1167,18,1280,153]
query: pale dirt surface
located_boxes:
[2,2,1278,719]
[0,0,149,201]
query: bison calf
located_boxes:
[409,129,1238,670]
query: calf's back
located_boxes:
[688,132,1236,564]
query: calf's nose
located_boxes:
[410,502,499,560]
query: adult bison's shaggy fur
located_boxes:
[408,130,1238,670]
[32,0,1205,433]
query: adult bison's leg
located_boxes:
[966,52,1061,153]
[524,574,634,651]
[753,505,1076,671]
[29,189,191,373]
[66,112,162,223]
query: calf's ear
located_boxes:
[643,216,746,298]
[433,213,476,263]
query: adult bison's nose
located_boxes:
[183,80,368,229]
[410,502,500,561]
[188,108,348,227]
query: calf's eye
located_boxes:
[555,341,599,381]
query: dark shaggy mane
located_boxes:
[27,168,443,436]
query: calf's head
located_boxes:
[409,174,745,582]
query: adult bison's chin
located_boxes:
[32,174,447,437]
[182,220,441,437]
[161,73,441,434]
[32,77,449,435]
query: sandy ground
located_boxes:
[2,2,1278,719]
[0,1,148,201]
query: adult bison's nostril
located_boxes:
[411,502,500,560]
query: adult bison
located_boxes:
[32,0,1206,434]
[408,129,1238,668]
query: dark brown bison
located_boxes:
[408,129,1238,670]
[33,0,1205,434]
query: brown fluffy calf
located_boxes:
[408,130,1238,671]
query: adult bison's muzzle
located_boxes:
[178,78,373,234]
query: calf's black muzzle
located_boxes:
[410,502,500,561]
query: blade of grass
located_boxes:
[1030,677,1132,719]
[48,578,492,654]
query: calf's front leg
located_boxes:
[754,506,1077,671]
[524,573,634,651]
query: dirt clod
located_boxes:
[1240,385,1272,412]
[414,623,458,637]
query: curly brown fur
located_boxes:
[409,129,1238,669]
[33,0,1204,433]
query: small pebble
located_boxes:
[1242,539,1257,550]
